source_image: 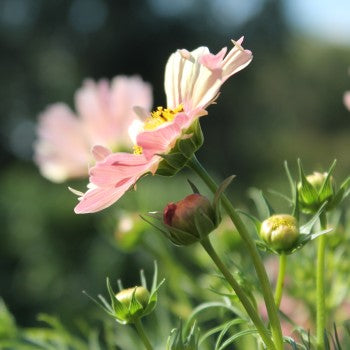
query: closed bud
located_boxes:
[305,172,329,192]
[86,262,163,325]
[163,193,217,245]
[260,214,299,251]
[297,171,335,213]
[116,286,150,309]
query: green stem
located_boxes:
[201,237,276,350]
[274,253,287,308]
[134,318,153,350]
[316,213,327,349]
[187,155,283,350]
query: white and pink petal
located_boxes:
[74,178,136,213]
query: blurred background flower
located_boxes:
[34,76,152,182]
[1,0,350,340]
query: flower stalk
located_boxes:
[200,236,276,350]
[274,253,286,308]
[187,155,283,350]
[134,318,154,350]
[316,213,327,349]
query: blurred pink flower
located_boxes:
[34,76,152,182]
[344,91,350,111]
[74,38,252,214]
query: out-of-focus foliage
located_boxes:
[1,0,350,348]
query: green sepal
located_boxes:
[166,224,200,245]
[156,119,204,176]
[140,269,147,290]
[141,212,199,245]
[187,179,200,194]
[299,202,328,234]
[157,152,188,172]
[84,262,163,324]
[140,214,172,238]
[143,277,165,317]
[292,184,299,221]
[318,160,337,202]
[194,209,216,239]
[127,288,145,322]
[213,175,235,222]
[213,176,235,209]
[156,156,183,176]
[298,159,319,206]
[297,159,343,213]
[178,136,198,158]
[329,176,350,209]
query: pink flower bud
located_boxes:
[163,193,216,245]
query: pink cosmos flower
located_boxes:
[74,38,253,214]
[34,76,152,182]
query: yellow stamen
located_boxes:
[133,145,143,155]
[269,217,295,230]
[144,104,184,130]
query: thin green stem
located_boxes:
[316,213,327,349]
[134,318,153,350]
[187,155,283,350]
[200,237,276,350]
[274,253,287,308]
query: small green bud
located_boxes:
[163,193,217,245]
[115,286,150,309]
[260,214,299,251]
[85,262,164,325]
[305,172,329,192]
[297,170,335,213]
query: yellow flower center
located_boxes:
[132,104,184,155]
[133,145,143,155]
[144,104,184,131]
[269,216,296,230]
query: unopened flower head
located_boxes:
[260,214,299,251]
[85,262,164,325]
[74,38,252,214]
[298,170,335,213]
[305,172,329,192]
[116,286,150,310]
[163,193,217,245]
[34,76,152,182]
